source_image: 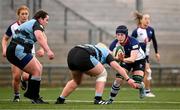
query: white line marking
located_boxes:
[1,99,180,104]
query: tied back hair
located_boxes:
[134,11,143,26]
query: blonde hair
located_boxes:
[134,11,150,26]
[96,42,108,49]
[16,5,30,16]
[134,11,143,26]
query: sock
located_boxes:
[109,81,120,101]
[25,77,41,99]
[14,92,20,96]
[94,96,102,100]
[145,89,150,93]
[60,96,65,99]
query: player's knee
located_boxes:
[14,75,20,82]
[132,75,144,84]
[113,79,121,87]
[96,69,107,82]
[146,68,152,80]
[32,64,43,76]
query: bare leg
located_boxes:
[86,63,107,104]
[144,63,155,97]
[60,71,83,97]
[20,71,30,91]
[11,65,22,102]
[55,71,83,104]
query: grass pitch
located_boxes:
[0,87,180,110]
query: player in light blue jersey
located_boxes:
[6,10,54,104]
[55,43,137,105]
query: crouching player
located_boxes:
[106,25,146,104]
[55,43,138,104]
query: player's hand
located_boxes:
[156,53,160,63]
[2,50,6,63]
[144,38,149,44]
[47,50,55,60]
[118,53,125,62]
[2,49,6,57]
[36,48,45,57]
[127,78,137,89]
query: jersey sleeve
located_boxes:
[33,21,44,32]
[106,54,115,65]
[109,39,118,51]
[131,38,140,50]
[5,25,12,37]
[151,28,158,53]
[131,29,138,38]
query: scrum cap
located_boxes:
[116,25,128,36]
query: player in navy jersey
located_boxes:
[1,5,32,102]
[55,43,137,105]
[106,25,146,104]
[131,11,160,97]
[6,10,54,104]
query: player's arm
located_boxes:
[131,29,138,38]
[34,30,54,60]
[1,34,10,57]
[109,39,119,60]
[35,30,50,52]
[35,32,46,57]
[151,29,160,62]
[109,60,137,88]
[2,26,12,57]
[109,39,118,51]
[106,54,137,88]
[33,21,54,59]
[151,30,158,54]
[123,49,138,63]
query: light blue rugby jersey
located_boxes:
[94,45,109,64]
[77,44,110,64]
[14,19,44,45]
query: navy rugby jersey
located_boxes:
[109,36,145,61]
[5,21,20,38]
[131,26,158,55]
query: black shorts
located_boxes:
[67,47,98,72]
[6,42,33,70]
[121,59,146,72]
[116,59,145,78]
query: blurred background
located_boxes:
[0,0,180,87]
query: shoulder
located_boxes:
[147,26,154,31]
[129,36,139,45]
[7,21,19,29]
[128,37,140,49]
[110,39,118,46]
[112,39,118,43]
[132,27,138,32]
[129,36,139,42]
[109,39,118,51]
[5,21,19,37]
[32,19,44,31]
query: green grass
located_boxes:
[0,87,180,110]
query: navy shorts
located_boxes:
[6,42,33,70]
